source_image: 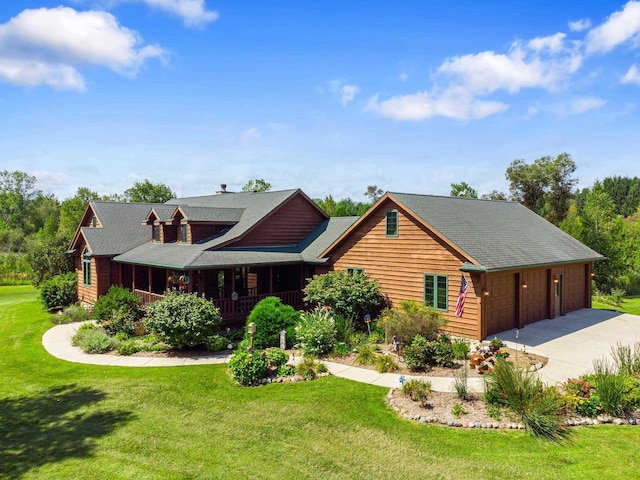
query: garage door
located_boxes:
[523,269,548,325]
[485,273,517,335]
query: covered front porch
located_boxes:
[115,262,313,324]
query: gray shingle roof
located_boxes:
[110,189,352,269]
[390,193,604,271]
[82,202,161,256]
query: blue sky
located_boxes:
[1,1,639,201]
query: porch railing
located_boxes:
[134,288,303,324]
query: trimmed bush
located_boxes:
[294,307,336,356]
[245,297,300,349]
[102,307,137,337]
[39,272,77,311]
[92,286,141,322]
[228,348,269,386]
[303,270,385,321]
[205,334,230,352]
[145,291,222,348]
[382,300,447,343]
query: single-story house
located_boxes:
[68,188,357,323]
[320,192,604,339]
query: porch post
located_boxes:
[269,266,274,294]
[148,267,152,293]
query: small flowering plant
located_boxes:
[494,347,510,359]
[564,378,601,417]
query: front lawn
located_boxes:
[2,286,640,479]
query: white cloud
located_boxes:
[368,35,582,121]
[0,7,165,90]
[340,84,359,106]
[586,1,640,54]
[622,64,640,84]
[569,18,591,32]
[117,0,218,28]
[239,127,261,144]
[399,72,408,82]
[567,96,606,114]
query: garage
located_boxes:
[485,272,517,336]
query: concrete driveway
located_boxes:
[494,308,640,386]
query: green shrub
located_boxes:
[453,364,469,400]
[334,315,354,343]
[402,379,432,407]
[485,360,568,441]
[487,404,502,420]
[432,335,454,368]
[332,342,349,357]
[39,272,77,311]
[264,347,289,369]
[355,344,377,365]
[206,334,230,352]
[246,297,300,349]
[451,403,468,418]
[375,354,399,373]
[591,360,628,416]
[382,300,447,343]
[116,338,142,356]
[401,334,454,371]
[294,307,336,356]
[489,337,505,349]
[277,364,296,377]
[303,270,385,321]
[145,291,222,348]
[564,378,600,417]
[51,304,91,324]
[295,356,328,380]
[102,307,137,337]
[368,329,385,344]
[452,338,470,360]
[71,323,118,354]
[349,331,368,348]
[92,286,141,322]
[610,341,640,376]
[228,348,269,385]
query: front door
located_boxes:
[554,274,563,317]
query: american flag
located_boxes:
[455,274,469,317]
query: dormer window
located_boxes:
[92,215,97,227]
[180,224,188,243]
[153,225,161,242]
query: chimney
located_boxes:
[216,183,230,195]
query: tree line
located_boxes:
[2,159,639,295]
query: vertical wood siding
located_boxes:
[328,199,479,338]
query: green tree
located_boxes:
[27,235,74,286]
[480,190,508,201]
[0,171,42,233]
[241,179,272,193]
[601,176,640,218]
[124,179,175,203]
[315,196,368,216]
[58,188,111,240]
[506,153,577,224]
[450,182,478,198]
[364,185,383,203]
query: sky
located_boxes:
[1,1,639,202]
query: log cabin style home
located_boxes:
[320,192,604,340]
[68,188,357,324]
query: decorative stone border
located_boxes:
[386,390,639,429]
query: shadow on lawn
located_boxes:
[0,384,134,479]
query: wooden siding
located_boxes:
[76,256,110,305]
[236,193,327,247]
[328,199,479,338]
[190,223,227,243]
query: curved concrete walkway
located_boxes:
[42,322,485,392]
[47,309,637,392]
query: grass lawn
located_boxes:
[592,295,640,316]
[2,286,640,479]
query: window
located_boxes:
[385,210,398,237]
[153,225,160,242]
[424,274,448,311]
[82,249,91,286]
[91,215,97,227]
[346,267,364,275]
[180,224,188,243]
